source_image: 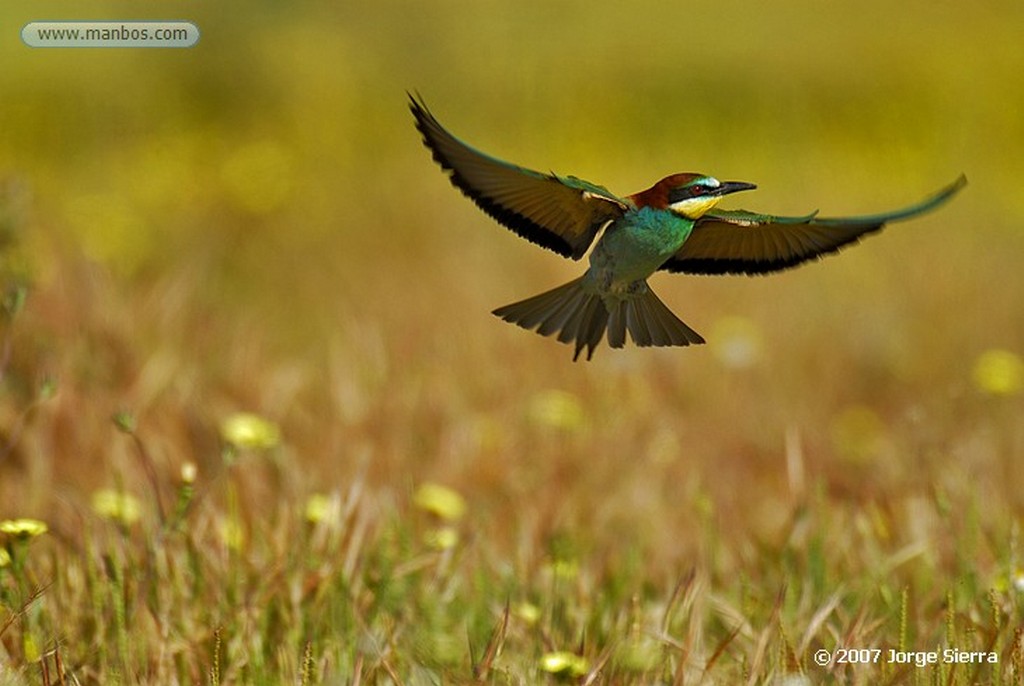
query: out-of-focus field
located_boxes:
[1,0,1023,683]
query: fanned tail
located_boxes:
[492,278,705,361]
[613,285,705,349]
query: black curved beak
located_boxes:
[715,181,757,196]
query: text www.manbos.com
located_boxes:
[22,21,200,48]
[39,25,185,41]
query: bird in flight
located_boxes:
[410,94,966,361]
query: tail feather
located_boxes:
[577,298,609,358]
[640,293,673,346]
[556,295,593,344]
[633,289,704,346]
[492,277,704,360]
[537,288,586,337]
[555,291,607,360]
[607,304,627,349]
[625,299,652,346]
[510,284,569,329]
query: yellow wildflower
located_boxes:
[218,518,246,551]
[973,349,1024,396]
[547,558,580,580]
[413,482,466,522]
[540,651,589,677]
[527,389,585,430]
[91,490,143,526]
[304,493,336,525]
[220,412,281,449]
[514,602,541,626]
[180,461,198,484]
[1011,568,1024,594]
[423,526,460,550]
[22,634,40,663]
[0,519,48,539]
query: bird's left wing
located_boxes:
[410,94,629,260]
[660,175,966,276]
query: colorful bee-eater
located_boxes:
[410,94,965,361]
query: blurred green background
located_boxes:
[1,0,1022,518]
[3,0,1021,294]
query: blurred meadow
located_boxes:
[1,0,1024,683]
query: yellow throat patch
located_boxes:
[668,195,722,220]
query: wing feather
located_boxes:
[410,94,628,260]
[661,176,966,275]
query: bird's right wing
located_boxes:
[410,94,629,260]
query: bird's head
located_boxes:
[630,173,757,219]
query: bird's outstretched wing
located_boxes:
[410,94,629,260]
[660,175,967,276]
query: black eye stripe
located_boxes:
[669,185,713,203]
